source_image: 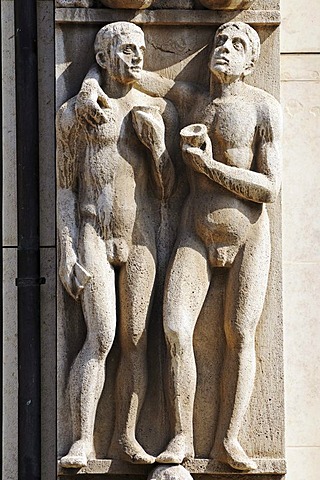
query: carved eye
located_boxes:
[233,38,245,51]
[122,45,133,54]
[215,35,226,47]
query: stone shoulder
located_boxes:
[245,84,281,135]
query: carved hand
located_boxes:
[75,81,110,128]
[59,246,79,300]
[180,123,213,174]
[59,248,91,302]
[131,106,166,157]
[181,141,214,175]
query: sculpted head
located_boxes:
[209,22,261,80]
[94,22,146,84]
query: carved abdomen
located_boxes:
[192,183,263,248]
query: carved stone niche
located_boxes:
[56,6,284,480]
[199,0,254,9]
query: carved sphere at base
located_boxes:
[199,0,254,9]
[99,0,153,8]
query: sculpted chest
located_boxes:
[202,99,257,168]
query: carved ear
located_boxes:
[96,51,108,69]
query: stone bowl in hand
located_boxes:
[199,0,254,9]
[180,124,208,149]
[99,0,153,8]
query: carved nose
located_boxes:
[132,49,143,64]
[220,43,230,53]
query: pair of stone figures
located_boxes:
[57,20,281,472]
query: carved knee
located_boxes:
[164,320,192,354]
[87,330,114,359]
[224,321,255,351]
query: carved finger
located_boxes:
[97,86,110,108]
[81,113,97,129]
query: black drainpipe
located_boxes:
[0,2,3,472]
[14,0,43,478]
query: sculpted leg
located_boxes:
[211,221,271,471]
[110,245,156,464]
[60,223,117,468]
[157,240,211,464]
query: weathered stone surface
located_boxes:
[281,0,320,53]
[57,457,286,475]
[57,21,177,469]
[100,0,154,8]
[281,53,320,480]
[147,465,193,480]
[56,0,94,7]
[2,248,18,480]
[56,9,283,480]
[144,22,282,472]
[153,0,194,8]
[2,0,17,246]
[55,0,280,9]
[55,9,281,26]
[199,0,253,10]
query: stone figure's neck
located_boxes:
[210,75,245,98]
[101,72,133,99]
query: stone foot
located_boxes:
[60,440,94,469]
[156,434,194,464]
[215,438,257,471]
[116,437,156,464]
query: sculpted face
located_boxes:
[97,28,146,85]
[209,25,253,79]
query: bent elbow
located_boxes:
[262,185,279,203]
[264,191,276,203]
[262,176,281,203]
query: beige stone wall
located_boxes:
[1,0,320,479]
[281,1,320,479]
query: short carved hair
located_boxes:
[94,21,144,55]
[215,22,261,66]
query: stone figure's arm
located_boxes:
[183,100,282,204]
[132,102,176,200]
[137,71,200,114]
[75,64,110,126]
[57,100,83,300]
[76,63,199,123]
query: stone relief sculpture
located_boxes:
[57,21,177,468]
[99,0,154,7]
[154,22,282,471]
[76,21,282,472]
[55,0,253,9]
[56,0,153,8]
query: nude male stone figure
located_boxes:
[157,23,281,471]
[77,21,281,472]
[57,22,176,468]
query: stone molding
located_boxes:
[58,457,286,475]
[55,8,281,25]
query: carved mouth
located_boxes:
[130,66,142,72]
[214,57,229,65]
